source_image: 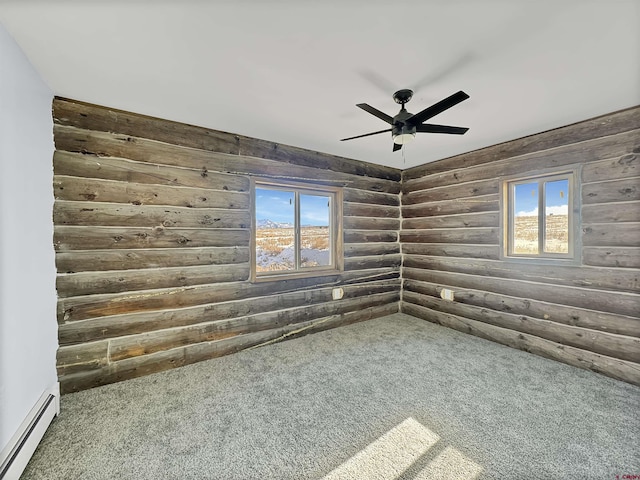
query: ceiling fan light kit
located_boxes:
[341,88,470,152]
[392,130,416,145]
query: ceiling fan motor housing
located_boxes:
[392,109,416,137]
[392,123,416,138]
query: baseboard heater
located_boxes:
[0,384,60,480]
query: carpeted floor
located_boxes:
[22,313,640,479]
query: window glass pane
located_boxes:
[300,193,331,268]
[544,179,569,253]
[255,188,295,272]
[513,182,539,254]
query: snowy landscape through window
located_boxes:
[253,182,339,278]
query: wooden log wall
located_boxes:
[401,106,640,386]
[53,98,402,393]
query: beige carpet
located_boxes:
[22,313,640,479]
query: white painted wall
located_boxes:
[0,23,58,453]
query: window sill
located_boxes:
[501,255,580,266]
[252,268,342,283]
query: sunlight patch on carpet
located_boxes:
[322,417,483,480]
[414,446,483,480]
[322,417,438,479]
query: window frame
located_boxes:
[250,178,343,282]
[500,167,581,264]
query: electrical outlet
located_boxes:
[332,288,344,300]
[440,288,455,301]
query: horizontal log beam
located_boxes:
[402,179,499,205]
[56,340,109,376]
[53,97,241,155]
[54,225,249,251]
[403,290,640,362]
[53,150,250,191]
[54,97,401,181]
[344,230,398,243]
[402,106,640,181]
[402,194,499,218]
[402,212,499,230]
[108,291,399,361]
[56,246,249,273]
[54,174,249,209]
[343,188,400,206]
[58,269,400,323]
[343,202,399,218]
[403,267,639,319]
[582,247,640,269]
[54,200,250,229]
[339,269,400,285]
[403,128,640,191]
[343,216,401,231]
[58,281,400,345]
[57,264,250,298]
[403,254,639,294]
[582,177,640,204]
[582,202,640,223]
[344,254,402,271]
[404,278,639,337]
[344,243,400,258]
[59,302,399,393]
[581,152,638,183]
[401,302,640,386]
[582,223,640,247]
[401,243,500,260]
[54,125,401,194]
[400,228,499,245]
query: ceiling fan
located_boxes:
[341,89,470,152]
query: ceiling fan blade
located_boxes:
[393,143,402,152]
[407,91,469,126]
[411,53,474,92]
[357,68,398,95]
[416,124,469,135]
[340,128,392,142]
[356,103,394,124]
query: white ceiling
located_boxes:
[1,1,639,169]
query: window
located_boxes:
[503,170,579,261]
[251,180,342,281]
